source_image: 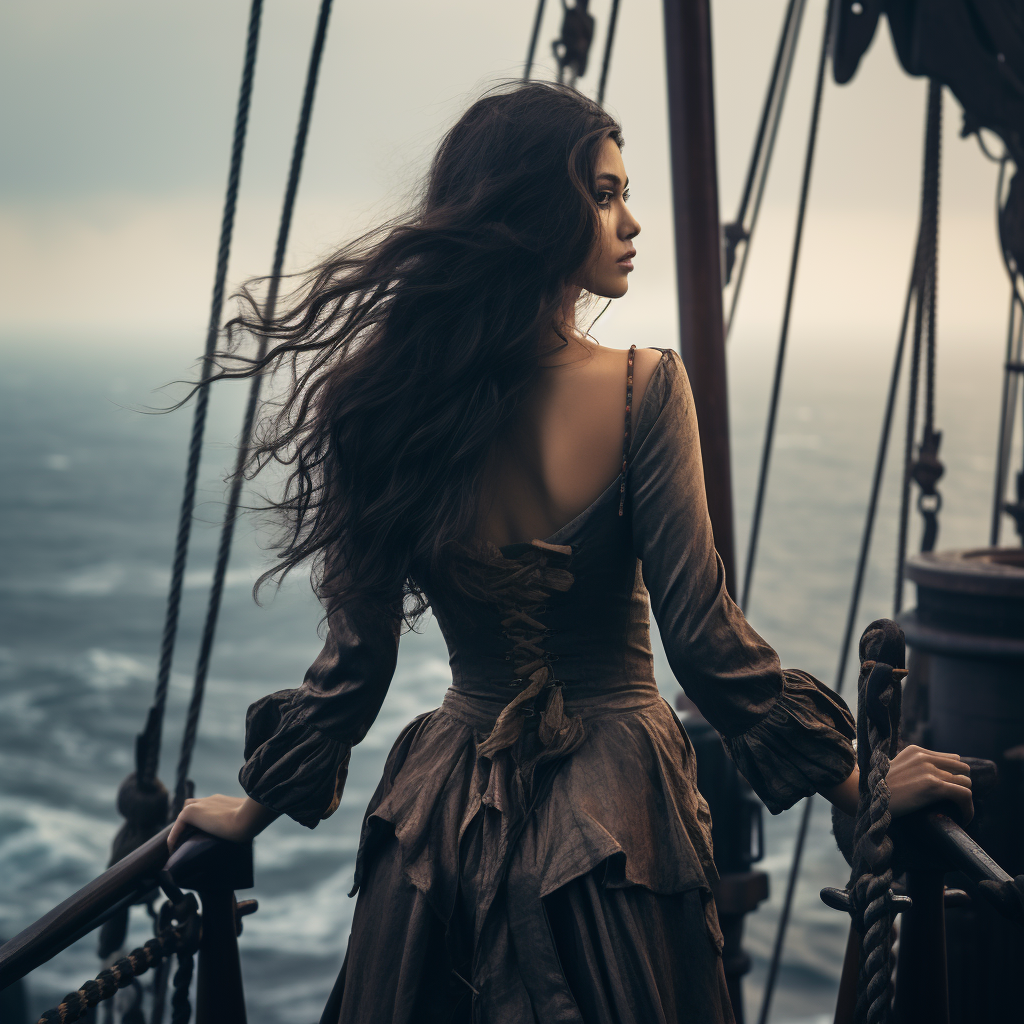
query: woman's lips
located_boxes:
[617,251,635,270]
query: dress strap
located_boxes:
[617,344,636,516]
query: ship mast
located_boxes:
[662,0,736,593]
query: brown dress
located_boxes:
[238,347,857,1024]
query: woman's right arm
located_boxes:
[627,351,972,823]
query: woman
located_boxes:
[168,82,973,1023]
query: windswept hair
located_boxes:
[217,80,623,629]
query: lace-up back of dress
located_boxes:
[424,345,652,720]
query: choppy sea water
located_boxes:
[0,331,1009,1023]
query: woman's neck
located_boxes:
[539,285,598,367]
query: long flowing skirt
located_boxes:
[320,824,735,1024]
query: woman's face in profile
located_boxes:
[576,135,641,300]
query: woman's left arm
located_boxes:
[167,591,402,852]
[168,794,280,852]
[821,745,974,823]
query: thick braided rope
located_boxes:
[851,654,900,1024]
[854,730,895,1024]
[36,931,187,1024]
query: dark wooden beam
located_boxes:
[662,0,737,593]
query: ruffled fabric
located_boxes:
[239,690,352,828]
[725,669,857,814]
[238,595,402,828]
[354,688,719,906]
[348,683,726,1022]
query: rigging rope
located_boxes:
[991,155,1024,544]
[990,289,1023,544]
[895,80,943,612]
[97,0,265,988]
[724,0,807,336]
[740,0,832,615]
[596,0,621,106]
[524,0,548,80]
[172,0,336,819]
[136,0,265,793]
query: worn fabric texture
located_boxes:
[238,348,857,1023]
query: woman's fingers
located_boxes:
[939,779,974,825]
[919,749,971,777]
[166,794,250,851]
[167,805,192,852]
[899,745,971,776]
[919,770,974,824]
[886,746,976,822]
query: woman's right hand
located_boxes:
[167,794,280,852]
[886,744,974,825]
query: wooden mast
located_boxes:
[662,0,737,594]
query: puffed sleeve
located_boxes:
[238,593,402,828]
[628,349,855,814]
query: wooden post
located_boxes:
[662,0,737,593]
[195,889,247,1024]
[894,869,949,1024]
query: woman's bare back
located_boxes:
[475,342,662,548]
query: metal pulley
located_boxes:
[552,0,595,87]
[910,426,944,553]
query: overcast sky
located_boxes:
[0,0,1012,356]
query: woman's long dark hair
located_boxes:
[219,80,622,629]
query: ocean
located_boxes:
[0,328,1011,1023]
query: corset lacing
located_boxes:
[477,540,584,759]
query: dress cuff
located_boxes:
[238,689,351,829]
[726,670,857,814]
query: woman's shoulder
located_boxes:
[629,346,689,440]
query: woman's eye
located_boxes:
[596,191,613,206]
[622,189,631,202]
